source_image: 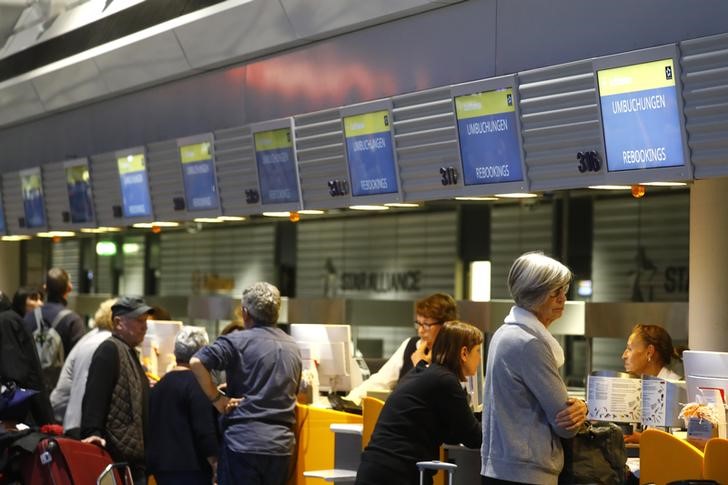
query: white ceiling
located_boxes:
[0,0,460,129]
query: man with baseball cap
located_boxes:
[81,296,153,484]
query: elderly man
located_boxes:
[81,296,153,484]
[191,282,302,485]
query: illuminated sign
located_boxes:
[254,128,300,205]
[64,159,94,223]
[598,59,685,172]
[343,110,398,197]
[20,168,46,228]
[117,153,153,218]
[454,88,524,185]
[179,139,219,211]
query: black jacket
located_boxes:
[0,309,55,425]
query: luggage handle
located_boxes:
[416,460,457,485]
[96,462,133,485]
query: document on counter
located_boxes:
[587,375,641,423]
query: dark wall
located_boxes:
[1,0,727,169]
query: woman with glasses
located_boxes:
[356,321,483,485]
[481,251,588,485]
[345,293,457,405]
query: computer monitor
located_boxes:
[683,350,728,404]
[465,343,485,412]
[289,323,363,393]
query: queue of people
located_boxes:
[0,253,688,485]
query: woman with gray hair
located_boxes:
[190,282,302,485]
[147,326,219,485]
[481,251,588,485]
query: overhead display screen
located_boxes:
[20,168,46,228]
[598,58,686,172]
[343,110,398,197]
[178,138,219,211]
[253,128,300,205]
[64,159,94,223]
[116,152,153,218]
[454,88,524,185]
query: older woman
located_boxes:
[147,327,219,485]
[190,282,302,485]
[345,292,458,405]
[356,321,483,485]
[481,251,587,485]
[623,324,681,380]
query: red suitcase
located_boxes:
[21,436,131,484]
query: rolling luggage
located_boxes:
[21,436,131,484]
[416,460,457,485]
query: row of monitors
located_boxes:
[0,48,691,234]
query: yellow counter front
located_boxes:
[293,404,363,484]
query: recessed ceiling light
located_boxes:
[1,235,32,241]
[588,185,632,190]
[493,193,538,198]
[299,210,326,215]
[262,212,291,218]
[455,196,498,201]
[384,203,420,208]
[349,205,390,211]
[640,181,688,187]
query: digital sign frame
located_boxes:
[451,75,528,196]
[593,45,692,185]
[19,167,47,230]
[340,99,403,205]
[63,157,95,225]
[115,147,154,221]
[250,118,303,213]
[177,133,220,214]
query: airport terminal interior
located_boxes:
[2,1,728,484]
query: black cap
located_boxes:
[112,296,153,319]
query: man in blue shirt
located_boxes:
[190,282,302,485]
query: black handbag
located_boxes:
[559,421,628,485]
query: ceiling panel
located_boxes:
[94,29,191,92]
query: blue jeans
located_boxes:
[218,448,291,485]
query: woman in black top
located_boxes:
[147,327,219,485]
[356,321,483,485]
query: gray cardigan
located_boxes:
[481,307,578,485]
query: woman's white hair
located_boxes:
[508,251,572,312]
[242,282,281,325]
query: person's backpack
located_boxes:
[32,307,71,391]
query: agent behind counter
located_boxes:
[345,293,458,406]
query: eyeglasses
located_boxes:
[414,320,441,330]
[549,285,570,298]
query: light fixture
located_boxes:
[469,261,491,302]
[96,241,117,256]
[122,243,141,254]
[262,212,291,218]
[640,181,688,187]
[1,235,32,241]
[588,185,632,190]
[132,221,180,228]
[455,196,498,201]
[216,216,246,221]
[384,203,420,208]
[37,231,76,238]
[80,226,122,233]
[349,205,390,211]
[193,218,224,223]
[299,209,326,215]
[493,193,538,198]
